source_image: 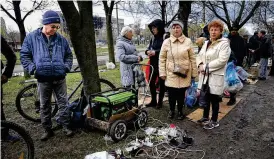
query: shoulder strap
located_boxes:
[169,39,176,70]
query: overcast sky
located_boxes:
[1,0,255,34]
[1,1,152,32]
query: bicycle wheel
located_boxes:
[16,83,58,122]
[1,121,35,159]
[99,78,116,91]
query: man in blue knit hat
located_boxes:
[20,10,73,141]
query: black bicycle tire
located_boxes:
[15,83,58,122]
[1,120,35,159]
[99,78,116,90]
[16,79,114,122]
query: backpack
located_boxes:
[68,92,88,128]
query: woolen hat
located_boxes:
[42,10,60,25]
[169,20,184,30]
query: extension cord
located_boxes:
[125,146,138,152]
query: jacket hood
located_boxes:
[148,19,165,36]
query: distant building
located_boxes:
[96,16,124,42]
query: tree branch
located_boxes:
[0,4,16,22]
[234,1,245,25]
[166,12,178,27]
[22,0,43,22]
[206,2,228,24]
[221,1,231,28]
[239,1,261,29]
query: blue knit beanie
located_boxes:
[42,10,60,25]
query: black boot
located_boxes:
[168,111,175,119]
[227,98,236,106]
[40,130,54,141]
[177,111,185,120]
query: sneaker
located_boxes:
[197,118,209,124]
[227,98,236,106]
[203,121,219,130]
[63,128,74,137]
[40,130,54,141]
[168,111,175,119]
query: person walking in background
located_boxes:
[256,30,272,80]
[145,19,165,109]
[116,26,143,88]
[196,20,231,129]
[20,10,73,141]
[1,35,17,141]
[159,20,197,120]
[228,27,246,67]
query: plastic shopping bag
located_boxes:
[185,80,197,108]
[236,66,250,81]
[224,62,243,93]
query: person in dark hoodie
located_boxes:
[228,27,246,67]
[145,19,165,109]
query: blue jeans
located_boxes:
[38,79,70,130]
[259,58,268,78]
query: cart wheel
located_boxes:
[137,110,148,128]
[109,120,127,142]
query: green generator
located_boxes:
[86,87,148,142]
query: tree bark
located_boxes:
[103,1,115,64]
[161,0,167,25]
[178,1,192,37]
[58,1,100,95]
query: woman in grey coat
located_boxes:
[115,26,142,87]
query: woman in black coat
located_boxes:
[145,19,165,108]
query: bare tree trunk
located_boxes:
[106,16,115,64]
[58,1,100,95]
[178,1,192,37]
[103,1,115,64]
[161,0,167,25]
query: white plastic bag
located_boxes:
[236,66,250,81]
[106,62,115,69]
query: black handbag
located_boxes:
[199,64,210,107]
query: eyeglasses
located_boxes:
[50,25,60,29]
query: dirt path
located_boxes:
[174,76,274,159]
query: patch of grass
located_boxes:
[2,61,199,159]
[1,52,21,65]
